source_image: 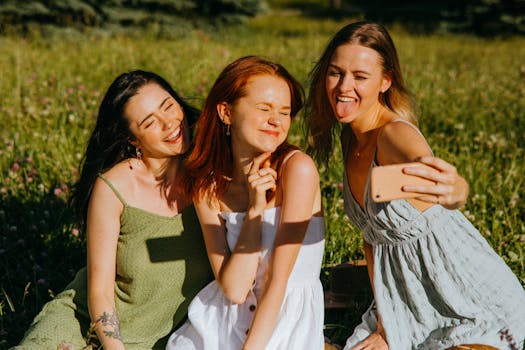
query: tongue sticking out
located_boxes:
[336,100,354,118]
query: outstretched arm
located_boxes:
[87,178,126,350]
[243,152,321,350]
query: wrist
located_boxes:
[246,208,264,219]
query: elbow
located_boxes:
[222,287,249,304]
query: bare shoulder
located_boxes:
[91,161,131,204]
[100,161,133,185]
[282,151,319,182]
[377,119,432,163]
[379,119,424,144]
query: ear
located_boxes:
[128,137,140,149]
[381,73,392,93]
[217,102,232,125]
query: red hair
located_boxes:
[183,56,304,202]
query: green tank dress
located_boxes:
[13,175,213,350]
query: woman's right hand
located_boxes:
[352,332,389,350]
[247,153,277,214]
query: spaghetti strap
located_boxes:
[98,173,127,206]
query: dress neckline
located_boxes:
[220,206,280,216]
[124,204,184,220]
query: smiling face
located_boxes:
[125,83,190,159]
[325,43,391,124]
[222,74,292,155]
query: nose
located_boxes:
[159,114,174,130]
[338,74,354,92]
[268,114,282,126]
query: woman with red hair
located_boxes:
[166,56,326,350]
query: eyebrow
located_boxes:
[256,102,291,110]
[328,64,371,76]
[138,96,171,126]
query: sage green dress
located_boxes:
[14,175,213,350]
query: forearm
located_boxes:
[89,295,125,350]
[243,278,287,350]
[218,210,262,303]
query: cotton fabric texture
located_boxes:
[14,175,213,350]
[166,206,326,350]
[342,163,525,350]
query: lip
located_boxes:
[337,96,357,103]
[163,126,183,143]
[261,130,280,137]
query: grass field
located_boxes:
[1,5,524,349]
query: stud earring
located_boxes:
[136,147,143,160]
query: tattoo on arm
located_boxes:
[96,309,122,340]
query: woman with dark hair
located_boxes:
[304,21,525,349]
[166,56,326,349]
[14,70,213,350]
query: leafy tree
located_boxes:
[0,0,266,31]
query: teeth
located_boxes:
[337,96,356,102]
[165,128,181,141]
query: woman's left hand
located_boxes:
[402,156,469,210]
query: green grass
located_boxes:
[1,10,524,349]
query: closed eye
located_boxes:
[144,120,155,129]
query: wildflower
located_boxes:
[0,188,6,194]
[54,188,63,196]
[58,342,73,350]
[338,182,344,191]
[25,156,33,164]
[38,183,45,192]
[71,228,80,237]
[11,163,20,172]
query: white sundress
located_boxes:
[166,206,326,350]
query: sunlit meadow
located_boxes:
[1,10,524,349]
